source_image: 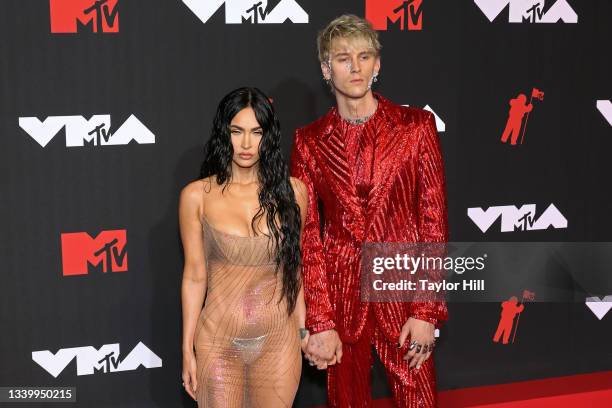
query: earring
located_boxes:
[373,72,379,83]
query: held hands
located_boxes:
[181,351,198,400]
[398,317,436,370]
[303,329,343,370]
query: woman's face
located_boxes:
[229,106,263,168]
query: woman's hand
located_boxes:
[182,351,198,400]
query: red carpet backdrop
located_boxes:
[1,1,611,406]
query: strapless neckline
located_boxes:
[201,214,271,240]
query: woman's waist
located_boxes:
[197,304,297,338]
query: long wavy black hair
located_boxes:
[200,87,302,314]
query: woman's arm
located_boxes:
[290,177,308,342]
[296,281,306,329]
[289,131,336,334]
[179,180,207,400]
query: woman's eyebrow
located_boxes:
[230,125,262,131]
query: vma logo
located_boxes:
[61,230,127,276]
[474,0,577,23]
[182,0,308,24]
[366,0,423,31]
[50,0,119,33]
[19,114,155,148]
[32,341,162,378]
[468,203,568,233]
[596,100,612,126]
[585,296,612,320]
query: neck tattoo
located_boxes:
[345,114,373,125]
[344,100,379,125]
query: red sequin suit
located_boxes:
[290,94,448,407]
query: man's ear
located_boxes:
[374,55,381,76]
[321,62,331,81]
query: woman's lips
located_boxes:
[239,153,253,159]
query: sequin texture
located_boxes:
[290,93,448,407]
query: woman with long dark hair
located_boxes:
[179,87,309,406]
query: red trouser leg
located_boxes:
[372,322,438,408]
[327,310,376,407]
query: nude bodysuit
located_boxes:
[194,216,301,407]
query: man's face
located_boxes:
[322,36,380,99]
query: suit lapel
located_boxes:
[311,109,366,239]
[364,101,411,239]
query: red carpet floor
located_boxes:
[314,370,612,407]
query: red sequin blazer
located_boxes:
[290,94,449,344]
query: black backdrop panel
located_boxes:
[1,1,611,407]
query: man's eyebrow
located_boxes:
[332,50,374,57]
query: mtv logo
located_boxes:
[366,0,423,31]
[468,203,568,233]
[19,114,155,147]
[50,0,119,33]
[473,0,577,23]
[402,104,445,132]
[596,100,612,126]
[585,296,612,320]
[32,341,162,377]
[61,230,127,276]
[182,0,308,24]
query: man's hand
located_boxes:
[398,317,435,369]
[304,329,342,370]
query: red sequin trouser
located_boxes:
[326,309,437,408]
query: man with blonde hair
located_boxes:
[290,14,448,407]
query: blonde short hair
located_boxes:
[317,14,382,64]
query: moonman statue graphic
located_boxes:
[493,296,524,344]
[500,94,533,145]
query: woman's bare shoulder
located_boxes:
[180,177,216,206]
[289,177,307,208]
[289,176,306,194]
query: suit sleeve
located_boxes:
[290,129,336,334]
[411,112,449,327]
